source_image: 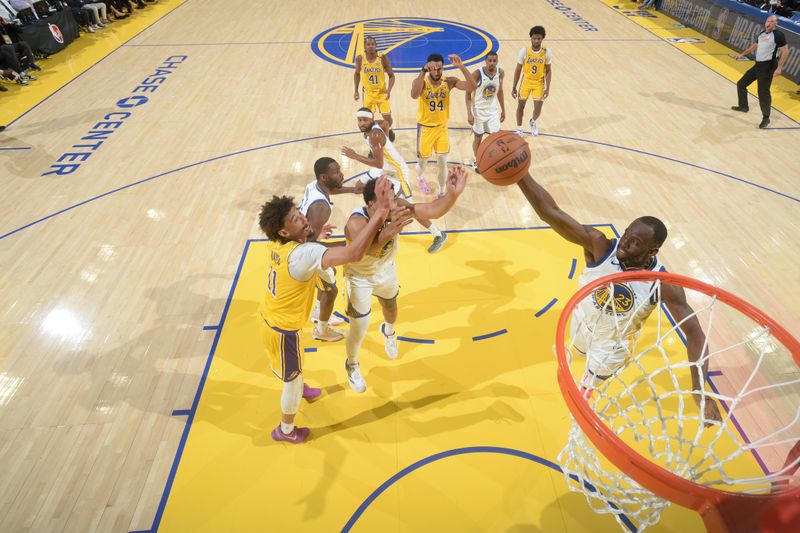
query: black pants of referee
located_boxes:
[736,61,775,119]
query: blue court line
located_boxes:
[766,127,800,130]
[471,329,508,341]
[333,311,350,323]
[126,41,312,46]
[341,446,636,533]
[397,336,435,344]
[708,370,723,376]
[304,347,317,353]
[602,2,800,128]
[171,409,191,416]
[201,325,218,331]
[543,132,800,204]
[6,126,797,242]
[534,297,559,318]
[568,258,578,280]
[140,239,252,533]
[0,147,32,151]
[9,0,191,129]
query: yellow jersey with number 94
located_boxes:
[416,75,450,127]
[258,241,320,331]
[360,54,386,96]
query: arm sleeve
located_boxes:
[517,47,526,64]
[287,243,327,281]
[545,49,552,64]
[776,30,787,47]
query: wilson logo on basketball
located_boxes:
[49,24,64,44]
[493,150,529,173]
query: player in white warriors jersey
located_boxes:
[342,108,449,254]
[516,171,722,423]
[466,51,505,170]
[341,165,467,393]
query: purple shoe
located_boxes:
[271,425,310,444]
[302,383,322,401]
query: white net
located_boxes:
[557,274,800,532]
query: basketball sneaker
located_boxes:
[416,175,432,194]
[381,323,398,359]
[310,301,345,326]
[312,323,345,342]
[302,383,322,401]
[271,425,310,444]
[515,127,525,136]
[427,232,448,253]
[346,362,366,393]
[529,118,539,136]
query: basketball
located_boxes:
[476,131,531,186]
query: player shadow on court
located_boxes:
[54,273,232,419]
[507,491,622,532]
[1,137,58,178]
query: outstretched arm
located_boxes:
[411,165,468,220]
[305,202,331,242]
[341,129,385,169]
[661,282,723,425]
[517,173,611,262]
[465,69,479,125]
[448,54,477,92]
[353,55,362,101]
[321,177,393,268]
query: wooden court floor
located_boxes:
[1,1,798,531]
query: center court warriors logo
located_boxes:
[591,283,635,315]
[311,17,498,72]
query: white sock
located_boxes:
[345,314,370,366]
[382,322,395,336]
[427,224,442,238]
[415,161,424,179]
[317,320,328,329]
[280,421,294,434]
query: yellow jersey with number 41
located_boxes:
[360,54,386,96]
[416,75,450,127]
[259,241,321,331]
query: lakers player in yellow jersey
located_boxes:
[512,26,552,136]
[410,53,476,208]
[354,36,396,131]
[257,177,406,443]
[341,108,447,253]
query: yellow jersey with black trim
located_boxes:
[416,75,450,127]
[522,46,548,83]
[258,241,319,331]
[360,54,386,95]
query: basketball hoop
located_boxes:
[555,271,800,532]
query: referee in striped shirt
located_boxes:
[731,15,788,129]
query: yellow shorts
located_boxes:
[364,91,391,114]
[416,123,449,158]
[260,321,304,382]
[520,80,545,100]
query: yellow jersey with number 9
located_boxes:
[416,75,450,127]
[360,55,385,96]
[522,46,548,83]
[258,241,319,331]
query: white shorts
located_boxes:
[472,111,501,136]
[365,167,414,201]
[345,265,399,316]
[570,310,631,384]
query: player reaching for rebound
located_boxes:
[354,36,396,134]
[516,172,722,423]
[299,157,363,341]
[411,53,476,197]
[512,26,551,136]
[342,108,448,253]
[465,51,505,171]
[258,177,404,444]
[342,165,468,393]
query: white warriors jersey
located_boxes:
[472,67,502,115]
[344,207,399,279]
[576,239,666,342]
[364,124,410,180]
[298,181,333,216]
